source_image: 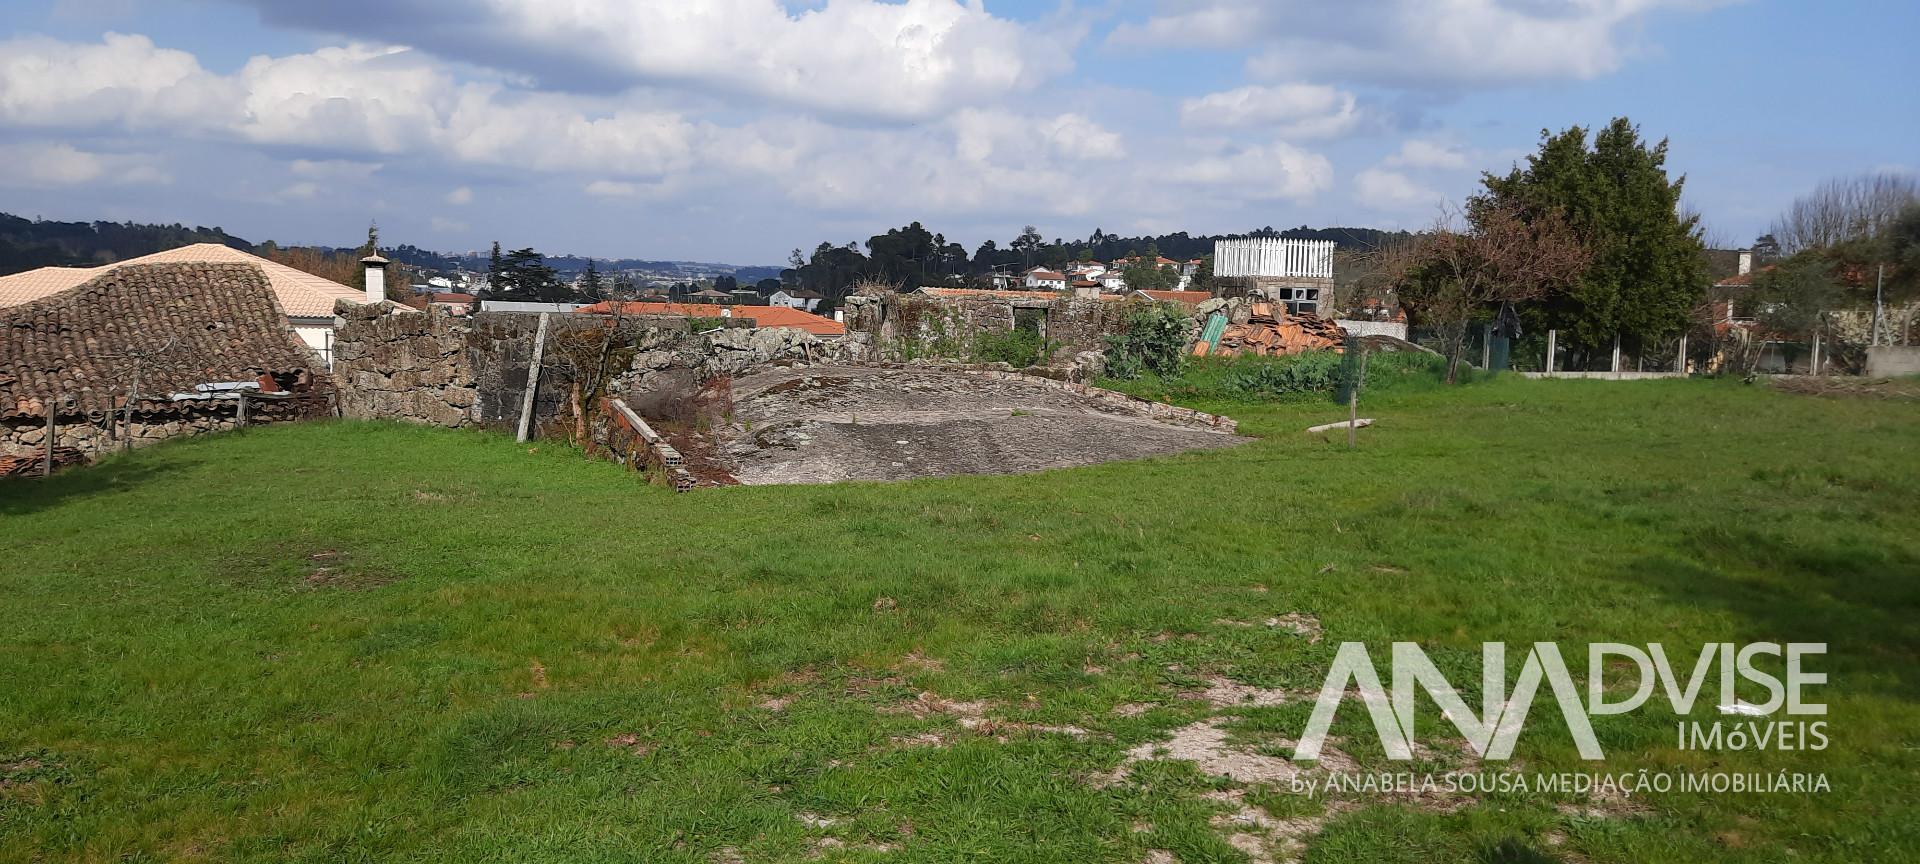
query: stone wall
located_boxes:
[839,291,1137,368]
[332,301,481,427]
[331,300,826,434]
[1866,345,1920,378]
[3,395,320,461]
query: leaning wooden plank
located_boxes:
[1306,418,1374,434]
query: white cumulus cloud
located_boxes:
[1113,0,1720,88]
[1384,138,1470,170]
[1354,167,1441,213]
[1169,140,1333,202]
[0,141,170,188]
[1179,83,1365,139]
[233,0,1074,122]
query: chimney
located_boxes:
[833,309,845,323]
[361,252,390,303]
[1737,250,1752,276]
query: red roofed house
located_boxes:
[574,301,845,336]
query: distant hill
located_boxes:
[386,246,781,281]
[0,213,782,283]
[0,213,252,275]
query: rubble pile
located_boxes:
[1195,302,1348,357]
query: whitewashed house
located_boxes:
[769,289,824,311]
[1024,269,1067,291]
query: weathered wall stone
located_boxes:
[840,292,1147,367]
[331,301,828,434]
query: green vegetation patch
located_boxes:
[0,377,1916,862]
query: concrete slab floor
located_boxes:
[716,365,1247,486]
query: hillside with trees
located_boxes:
[0,213,251,274]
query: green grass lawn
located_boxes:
[2,376,1916,863]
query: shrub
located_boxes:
[1223,352,1344,399]
[972,327,1046,367]
[1104,304,1189,380]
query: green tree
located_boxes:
[485,241,503,299]
[1475,118,1706,351]
[352,221,379,290]
[494,247,564,302]
[1120,258,1179,292]
[1012,225,1043,269]
[580,258,605,300]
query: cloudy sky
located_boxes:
[1,0,1914,264]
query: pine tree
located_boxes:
[352,221,379,290]
[1474,118,1706,351]
[485,241,504,299]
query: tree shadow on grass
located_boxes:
[0,454,186,518]
[1622,527,1920,698]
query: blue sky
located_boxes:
[1,0,1914,264]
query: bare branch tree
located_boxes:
[1771,172,1920,254]
[1384,204,1591,383]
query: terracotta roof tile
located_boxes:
[1,262,327,420]
[574,301,845,336]
[920,287,1125,302]
[0,243,368,317]
[1136,290,1213,305]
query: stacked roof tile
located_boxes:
[2,262,326,420]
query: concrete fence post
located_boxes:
[1676,334,1688,374]
[1482,324,1493,370]
[1545,329,1557,374]
[1611,334,1623,374]
[516,312,552,443]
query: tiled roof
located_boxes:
[1027,270,1066,280]
[0,243,368,317]
[574,301,845,336]
[920,287,1124,302]
[2,262,325,420]
[430,293,476,303]
[1136,290,1214,305]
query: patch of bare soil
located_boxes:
[1213,614,1323,644]
[718,365,1245,485]
[604,733,654,757]
[1768,375,1920,400]
[1102,718,1357,787]
[296,549,403,591]
[650,423,741,487]
[876,691,1088,745]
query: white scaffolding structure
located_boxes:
[1214,237,1335,279]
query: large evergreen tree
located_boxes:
[1475,118,1705,350]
